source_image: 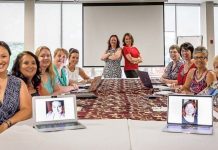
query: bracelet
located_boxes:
[4,120,12,128]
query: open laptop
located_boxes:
[137,70,171,91]
[163,95,213,135]
[70,76,102,99]
[32,95,86,132]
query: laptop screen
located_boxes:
[167,95,213,126]
[34,96,76,122]
[138,71,153,88]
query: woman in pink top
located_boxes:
[122,33,142,78]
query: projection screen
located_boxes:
[83,3,165,67]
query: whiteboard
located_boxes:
[83,3,165,67]
[177,36,203,48]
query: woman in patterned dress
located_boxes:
[160,44,183,84]
[101,35,122,78]
[0,41,32,133]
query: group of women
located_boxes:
[0,41,90,133]
[101,33,142,78]
[161,42,217,95]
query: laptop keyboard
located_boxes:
[36,122,80,129]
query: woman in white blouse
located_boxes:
[66,48,90,85]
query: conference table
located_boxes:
[1,79,218,150]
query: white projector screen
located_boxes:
[83,3,165,67]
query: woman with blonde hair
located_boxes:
[213,55,218,80]
[53,48,78,92]
[35,46,61,95]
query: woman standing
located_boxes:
[122,33,142,78]
[0,41,31,133]
[101,35,122,78]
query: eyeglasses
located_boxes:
[193,56,207,60]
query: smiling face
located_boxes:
[52,101,63,114]
[37,48,52,70]
[169,48,180,61]
[0,46,10,74]
[185,103,195,116]
[19,54,37,80]
[124,35,132,46]
[110,36,118,48]
[69,52,79,66]
[181,48,192,61]
[193,52,208,69]
[54,51,67,68]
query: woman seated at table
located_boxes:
[177,42,196,86]
[101,34,122,78]
[53,48,78,92]
[178,46,216,94]
[213,55,218,80]
[11,51,49,96]
[160,44,183,84]
[0,41,32,133]
[35,46,61,95]
[66,48,90,85]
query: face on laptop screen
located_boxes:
[35,97,76,122]
[168,95,213,126]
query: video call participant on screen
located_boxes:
[0,41,32,133]
[182,100,197,124]
[122,33,142,78]
[66,48,90,85]
[46,100,65,120]
[178,46,216,94]
[12,51,49,96]
[160,44,183,84]
[101,34,122,78]
[35,46,61,95]
[53,48,78,93]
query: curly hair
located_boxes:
[11,51,41,90]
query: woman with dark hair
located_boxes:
[182,100,197,124]
[122,33,142,78]
[66,48,90,85]
[101,34,122,78]
[177,42,196,85]
[0,41,31,133]
[11,51,49,96]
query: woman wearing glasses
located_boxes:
[179,46,216,94]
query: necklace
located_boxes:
[195,69,207,81]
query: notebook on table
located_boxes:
[32,95,86,132]
[71,76,102,99]
[163,95,213,135]
[137,70,171,91]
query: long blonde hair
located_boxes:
[35,46,55,86]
